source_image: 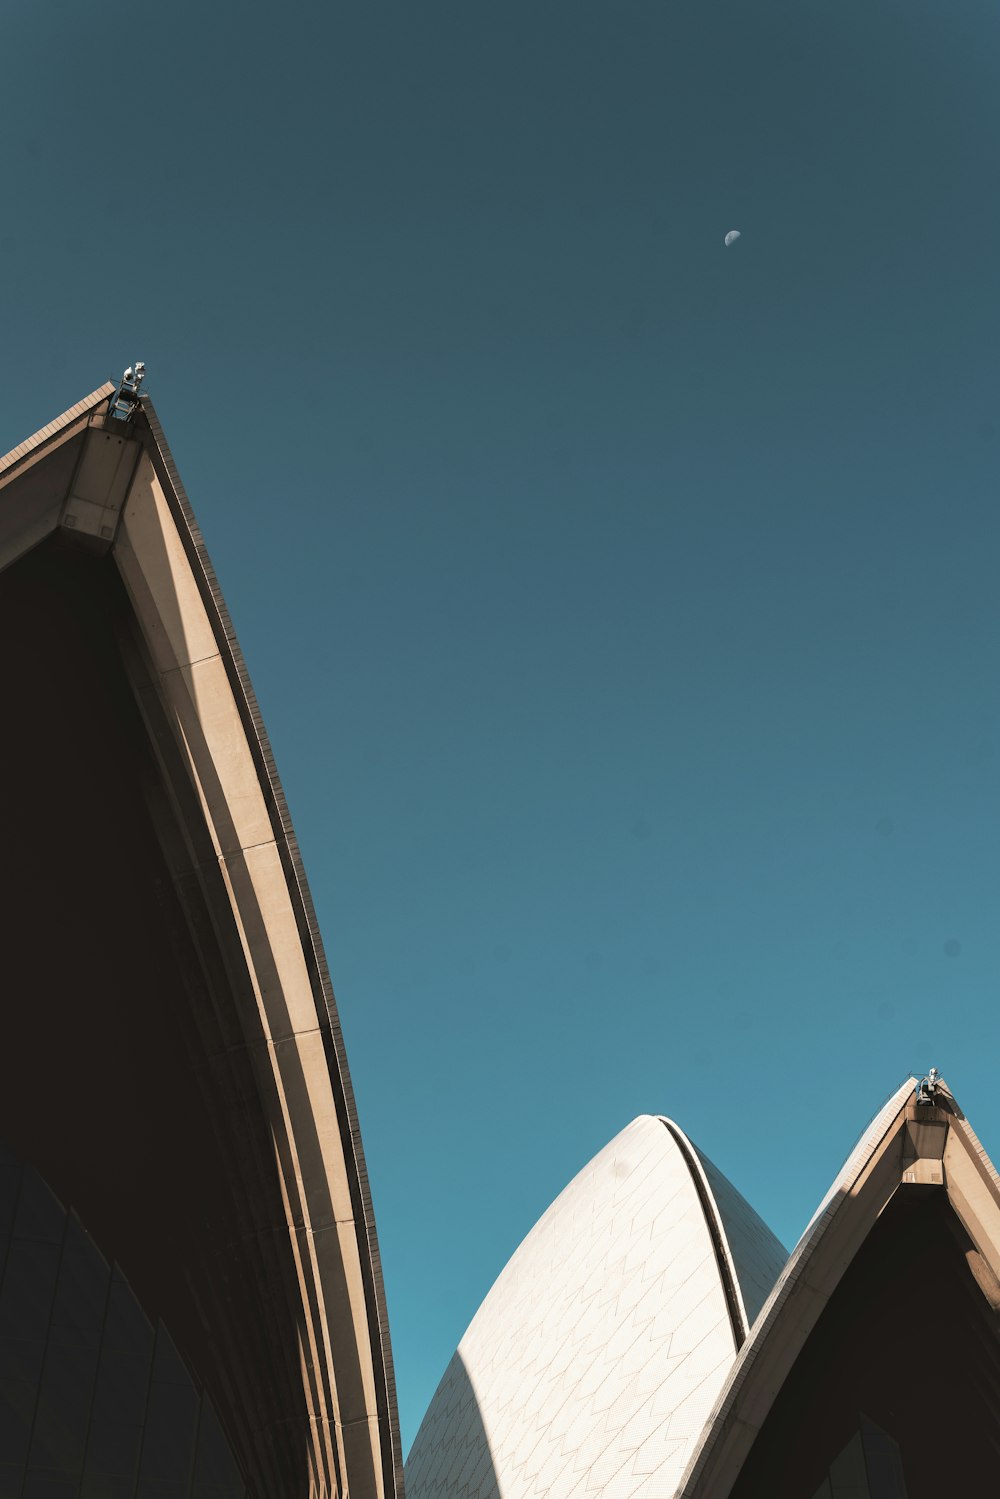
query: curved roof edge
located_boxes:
[137,397,404,1498]
[658,1119,787,1346]
[676,1075,1000,1499]
[407,1112,786,1499]
[0,386,403,1499]
[0,382,116,476]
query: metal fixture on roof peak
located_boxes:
[915,1067,941,1106]
[109,361,146,422]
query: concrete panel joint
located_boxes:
[60,426,141,551]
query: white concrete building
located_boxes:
[408,1078,1000,1499]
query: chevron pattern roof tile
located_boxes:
[407,1114,786,1499]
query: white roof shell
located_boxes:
[406,1115,786,1499]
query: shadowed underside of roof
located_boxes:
[678,1079,1000,1499]
[0,1143,254,1499]
[0,382,116,475]
[0,388,402,1499]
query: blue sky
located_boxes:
[3,0,1000,1453]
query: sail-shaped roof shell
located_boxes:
[676,1076,1000,1498]
[406,1114,786,1499]
[411,1079,1000,1498]
[0,386,401,1499]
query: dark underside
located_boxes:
[729,1188,1000,1498]
[0,538,311,1499]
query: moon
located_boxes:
[724,229,741,247]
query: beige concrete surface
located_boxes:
[675,1077,1000,1499]
[0,391,401,1499]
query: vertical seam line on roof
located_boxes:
[658,1119,746,1353]
[673,1077,918,1499]
[134,395,403,1499]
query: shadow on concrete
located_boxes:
[0,538,306,1498]
[0,1143,247,1499]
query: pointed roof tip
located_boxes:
[408,1111,788,1499]
[0,378,405,1497]
[676,1073,1000,1498]
[409,1078,999,1499]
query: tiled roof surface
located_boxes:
[688,1143,787,1328]
[673,1077,918,1499]
[406,1115,784,1499]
